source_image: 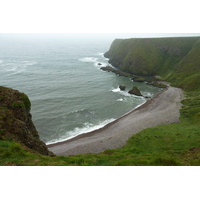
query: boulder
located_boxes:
[128,86,143,96]
[119,85,126,90]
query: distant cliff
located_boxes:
[104,37,200,91]
[0,86,54,156]
[104,37,200,76]
[168,39,200,90]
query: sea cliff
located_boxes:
[0,86,54,156]
[104,37,200,90]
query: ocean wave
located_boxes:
[79,56,109,68]
[1,60,37,75]
[67,108,86,115]
[96,52,109,60]
[94,62,107,67]
[79,57,98,63]
[111,87,146,99]
[66,108,96,120]
[111,87,132,97]
[46,118,115,145]
[142,91,153,97]
[116,98,124,102]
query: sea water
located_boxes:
[0,34,161,144]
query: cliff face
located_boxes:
[168,40,200,90]
[104,37,200,77]
[0,86,53,156]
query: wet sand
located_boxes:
[48,85,184,156]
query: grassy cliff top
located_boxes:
[104,37,200,78]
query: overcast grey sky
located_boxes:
[0,0,199,33]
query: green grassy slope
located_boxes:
[168,39,200,91]
[1,83,199,166]
[0,121,199,166]
[104,37,200,76]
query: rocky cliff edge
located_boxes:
[0,86,54,156]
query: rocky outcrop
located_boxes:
[0,86,54,156]
[100,66,132,77]
[147,81,168,88]
[119,85,126,91]
[128,86,143,96]
[131,76,145,82]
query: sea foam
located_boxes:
[46,118,115,145]
[1,61,37,75]
[79,57,98,63]
[111,87,132,97]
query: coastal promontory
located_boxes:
[104,37,200,86]
[0,86,54,156]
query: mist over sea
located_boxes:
[0,34,162,144]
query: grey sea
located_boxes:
[0,34,161,144]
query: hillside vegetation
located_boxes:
[104,37,200,78]
[0,37,200,166]
[0,86,54,156]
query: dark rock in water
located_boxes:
[128,86,143,96]
[119,85,126,90]
[98,63,102,65]
[100,66,114,72]
[0,86,54,156]
[131,76,145,82]
[100,66,132,77]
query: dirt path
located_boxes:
[48,86,184,156]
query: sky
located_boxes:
[0,0,200,33]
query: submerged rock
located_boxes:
[128,86,143,96]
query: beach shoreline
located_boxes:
[48,85,184,156]
[48,88,165,147]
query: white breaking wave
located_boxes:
[116,98,124,102]
[96,52,109,60]
[94,62,107,67]
[142,91,153,97]
[111,87,132,97]
[46,118,115,145]
[67,108,86,115]
[1,60,37,75]
[79,56,108,68]
[111,87,121,93]
[111,87,147,99]
[79,57,98,63]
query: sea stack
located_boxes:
[128,86,143,96]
